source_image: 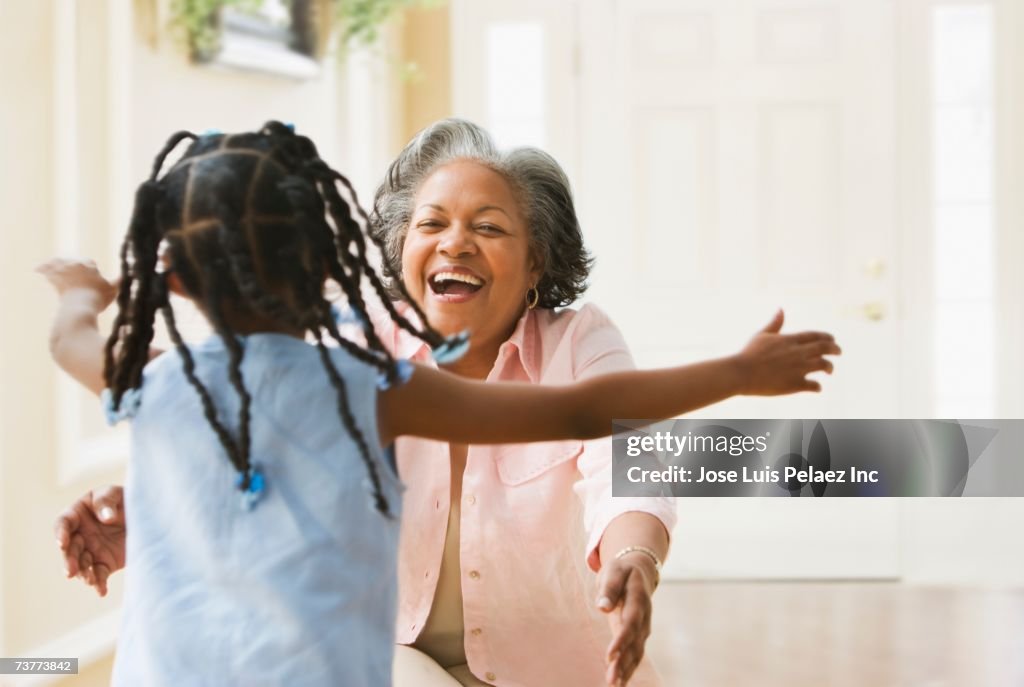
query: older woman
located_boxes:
[51,120,672,686]
[374,121,675,687]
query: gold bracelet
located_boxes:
[614,545,662,586]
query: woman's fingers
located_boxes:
[617,595,649,677]
[93,563,111,597]
[605,567,653,685]
[90,486,124,524]
[66,533,87,578]
[53,507,78,550]
[80,549,94,585]
[605,652,620,685]
[596,563,628,612]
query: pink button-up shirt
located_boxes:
[377,303,677,687]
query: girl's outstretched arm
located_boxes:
[37,258,164,395]
[38,258,117,395]
[378,310,840,447]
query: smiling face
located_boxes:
[401,160,541,367]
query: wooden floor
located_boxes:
[646,582,1024,687]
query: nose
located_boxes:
[437,223,477,258]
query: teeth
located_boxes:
[432,271,483,286]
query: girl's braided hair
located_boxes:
[103,121,446,517]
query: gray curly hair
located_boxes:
[370,118,592,309]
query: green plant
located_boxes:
[170,0,439,59]
[170,0,263,58]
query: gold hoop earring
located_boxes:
[526,286,540,310]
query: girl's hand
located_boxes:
[36,258,118,308]
[54,485,126,597]
[737,309,841,395]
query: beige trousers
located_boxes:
[392,645,492,687]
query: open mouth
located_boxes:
[428,271,485,297]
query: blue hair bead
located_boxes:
[332,303,367,328]
[100,387,143,426]
[249,470,265,494]
[395,358,414,384]
[236,466,267,511]
[201,128,222,137]
[376,358,414,391]
[285,122,295,132]
[431,330,471,364]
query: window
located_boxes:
[931,4,994,418]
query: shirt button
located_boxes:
[470,627,482,636]
[465,494,476,505]
[468,570,481,580]
[485,672,497,681]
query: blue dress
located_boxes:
[111,333,403,687]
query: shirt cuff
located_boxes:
[585,498,677,572]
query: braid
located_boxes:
[149,131,198,180]
[103,129,197,409]
[202,262,254,487]
[330,167,439,336]
[103,226,133,391]
[103,181,164,405]
[159,279,245,474]
[313,329,391,517]
[313,211,392,356]
[262,126,443,350]
[310,164,446,349]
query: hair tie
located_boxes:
[236,466,266,511]
[431,330,470,364]
[332,303,368,328]
[201,128,222,137]
[100,387,143,426]
[376,358,414,391]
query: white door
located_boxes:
[452,0,903,579]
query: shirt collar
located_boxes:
[384,303,541,383]
[497,306,540,383]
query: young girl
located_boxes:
[40,122,839,686]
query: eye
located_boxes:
[476,223,506,235]
[416,219,444,232]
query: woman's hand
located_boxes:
[54,485,126,597]
[36,257,118,306]
[596,553,658,686]
[736,309,841,395]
